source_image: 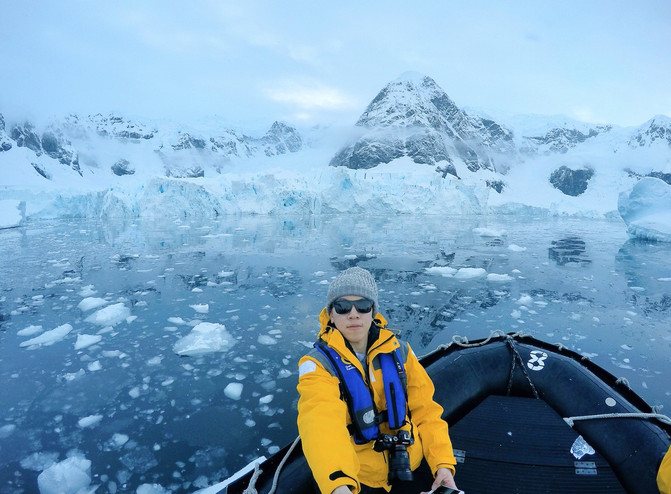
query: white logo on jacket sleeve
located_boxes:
[299,360,317,377]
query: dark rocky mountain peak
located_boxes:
[629,115,671,148]
[330,72,515,174]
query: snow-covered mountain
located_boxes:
[1,72,670,223]
[330,72,516,177]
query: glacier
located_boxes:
[618,176,671,242]
[1,73,671,237]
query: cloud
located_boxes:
[265,80,355,111]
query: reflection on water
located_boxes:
[0,215,670,492]
[548,236,592,266]
[616,238,671,314]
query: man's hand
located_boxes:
[420,467,458,494]
[331,485,353,494]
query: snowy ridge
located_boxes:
[1,72,671,227]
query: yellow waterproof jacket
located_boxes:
[659,445,671,494]
[297,309,456,494]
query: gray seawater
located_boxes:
[0,214,670,493]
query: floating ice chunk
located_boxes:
[473,227,506,237]
[87,361,102,372]
[20,451,59,471]
[129,386,141,398]
[508,244,527,252]
[78,285,97,297]
[137,484,169,494]
[517,294,534,306]
[618,177,671,242]
[0,424,16,438]
[224,382,243,400]
[0,199,24,228]
[570,435,595,459]
[37,455,94,494]
[190,303,209,314]
[111,433,129,448]
[74,334,103,350]
[20,324,73,348]
[257,334,278,345]
[454,268,486,279]
[259,394,274,404]
[487,273,513,282]
[18,325,43,336]
[85,303,131,326]
[77,414,103,428]
[278,368,292,378]
[77,297,108,312]
[425,266,457,277]
[511,309,522,319]
[62,369,86,382]
[173,322,235,356]
[167,317,187,325]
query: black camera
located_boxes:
[374,430,414,483]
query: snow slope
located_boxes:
[1,73,671,236]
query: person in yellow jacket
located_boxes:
[297,267,459,494]
[660,445,671,494]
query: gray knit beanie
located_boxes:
[327,267,379,314]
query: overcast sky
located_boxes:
[1,1,670,129]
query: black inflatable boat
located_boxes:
[217,332,671,494]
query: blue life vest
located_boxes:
[314,342,408,444]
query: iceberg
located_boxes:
[618,177,671,242]
[37,455,95,494]
[84,303,131,326]
[20,323,73,348]
[0,199,25,229]
[173,322,235,356]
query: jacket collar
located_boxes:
[317,307,396,358]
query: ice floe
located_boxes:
[84,303,131,326]
[173,322,235,356]
[20,323,73,348]
[37,455,95,494]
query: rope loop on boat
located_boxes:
[564,412,671,427]
[242,461,263,494]
[241,435,300,494]
[449,329,512,348]
[504,334,540,399]
[267,435,301,494]
[615,377,631,389]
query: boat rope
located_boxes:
[504,335,540,399]
[449,329,510,347]
[267,435,301,494]
[242,461,263,494]
[446,330,541,398]
[564,412,671,427]
[615,377,631,389]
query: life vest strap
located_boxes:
[314,340,408,444]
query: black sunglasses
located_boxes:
[332,298,374,315]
